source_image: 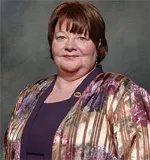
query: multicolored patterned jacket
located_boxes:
[4,72,150,160]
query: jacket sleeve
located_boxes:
[3,87,29,160]
[113,83,150,159]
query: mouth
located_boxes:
[63,55,79,59]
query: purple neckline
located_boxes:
[20,65,104,159]
[43,65,103,105]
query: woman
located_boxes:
[4,1,150,160]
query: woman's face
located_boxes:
[52,20,97,76]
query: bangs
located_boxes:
[57,10,89,36]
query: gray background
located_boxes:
[1,0,150,158]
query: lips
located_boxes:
[63,55,79,57]
[63,55,79,59]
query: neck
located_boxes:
[55,66,96,90]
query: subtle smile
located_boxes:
[63,55,79,59]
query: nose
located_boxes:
[65,38,77,52]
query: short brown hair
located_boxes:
[48,0,108,63]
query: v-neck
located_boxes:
[20,65,103,159]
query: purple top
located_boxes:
[21,65,103,159]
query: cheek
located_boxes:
[81,44,96,56]
[51,42,60,56]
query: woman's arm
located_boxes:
[3,87,29,160]
[113,84,150,159]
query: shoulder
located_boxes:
[101,72,150,125]
[18,75,55,98]
[13,75,55,114]
[99,72,149,97]
[98,71,149,98]
[95,72,149,113]
[95,72,134,93]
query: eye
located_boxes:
[56,36,66,40]
[78,37,87,41]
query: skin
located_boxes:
[45,20,97,103]
[52,20,97,81]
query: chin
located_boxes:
[62,67,80,73]
[60,64,82,73]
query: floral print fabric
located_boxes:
[4,73,150,160]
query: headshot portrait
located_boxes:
[2,0,150,159]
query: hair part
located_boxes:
[48,0,108,63]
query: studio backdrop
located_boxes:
[1,0,150,158]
